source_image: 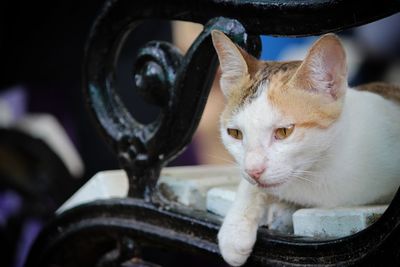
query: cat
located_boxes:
[211,30,400,266]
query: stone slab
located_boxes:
[293,205,388,238]
[206,185,237,218]
[157,165,240,210]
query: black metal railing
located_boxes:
[26,1,400,266]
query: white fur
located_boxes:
[218,85,400,266]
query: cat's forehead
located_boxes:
[259,61,301,83]
[222,61,300,124]
[235,87,282,128]
[225,61,300,109]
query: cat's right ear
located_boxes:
[211,30,249,97]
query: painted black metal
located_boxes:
[25,193,400,266]
[26,199,223,267]
[26,0,400,266]
[84,13,260,199]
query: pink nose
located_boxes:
[246,167,266,180]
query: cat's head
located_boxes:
[211,31,347,191]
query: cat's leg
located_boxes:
[218,179,268,266]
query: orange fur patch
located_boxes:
[357,82,400,104]
[267,71,344,128]
[266,34,347,128]
[222,59,345,128]
[222,61,301,125]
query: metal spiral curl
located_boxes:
[133,41,183,107]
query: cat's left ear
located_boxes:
[211,30,255,97]
[293,34,347,100]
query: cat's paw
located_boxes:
[218,220,257,266]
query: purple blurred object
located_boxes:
[0,191,22,226]
[0,86,28,121]
[14,219,42,267]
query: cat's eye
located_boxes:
[227,128,243,140]
[274,125,295,140]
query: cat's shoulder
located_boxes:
[355,82,400,104]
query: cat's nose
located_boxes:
[246,167,266,180]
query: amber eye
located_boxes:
[274,125,295,140]
[227,128,243,140]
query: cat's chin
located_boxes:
[255,180,286,189]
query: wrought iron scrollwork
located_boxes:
[133,41,182,107]
[26,0,400,266]
[26,199,222,267]
[84,12,260,199]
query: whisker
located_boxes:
[291,174,316,184]
[293,172,319,180]
[298,158,328,165]
[293,170,317,175]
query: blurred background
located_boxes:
[0,1,399,266]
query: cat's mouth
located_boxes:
[243,172,288,188]
[256,180,286,188]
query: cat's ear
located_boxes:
[293,34,347,100]
[211,30,251,97]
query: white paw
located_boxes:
[218,220,257,266]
